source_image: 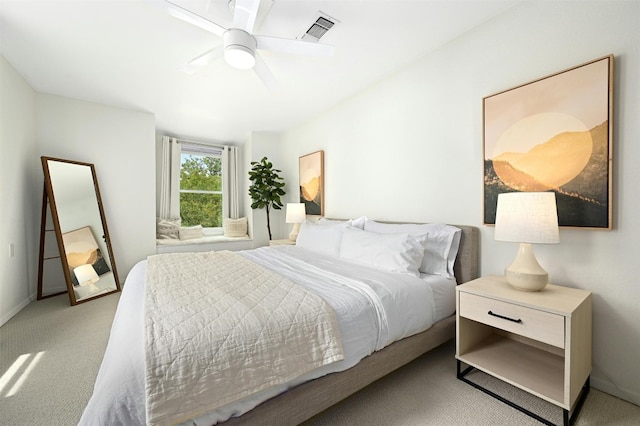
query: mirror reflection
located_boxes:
[39,157,120,304]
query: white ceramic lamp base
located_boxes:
[289,223,301,242]
[504,243,549,291]
[81,281,100,293]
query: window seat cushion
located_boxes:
[157,235,250,246]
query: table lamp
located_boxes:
[74,264,100,292]
[285,203,306,241]
[494,192,559,291]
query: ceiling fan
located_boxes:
[154,0,335,89]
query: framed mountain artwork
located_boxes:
[299,150,324,216]
[62,226,111,286]
[483,55,614,229]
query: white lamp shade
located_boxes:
[494,192,559,291]
[286,203,306,224]
[74,264,99,286]
[494,192,559,244]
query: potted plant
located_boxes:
[248,157,286,240]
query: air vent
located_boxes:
[300,13,337,42]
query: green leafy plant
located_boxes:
[180,155,222,227]
[248,157,286,240]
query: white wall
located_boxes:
[0,56,37,325]
[1,57,157,325]
[277,1,640,405]
[35,94,157,281]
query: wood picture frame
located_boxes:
[299,150,324,216]
[483,55,614,229]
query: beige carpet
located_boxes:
[303,342,640,426]
[1,293,120,426]
[2,293,639,426]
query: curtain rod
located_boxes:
[176,138,226,150]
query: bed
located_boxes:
[79,219,479,426]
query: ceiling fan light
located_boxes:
[224,45,255,69]
[223,29,257,70]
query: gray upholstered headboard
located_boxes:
[451,225,480,284]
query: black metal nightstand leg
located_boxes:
[457,361,591,426]
[567,376,590,425]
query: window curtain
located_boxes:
[159,136,181,219]
[222,145,239,219]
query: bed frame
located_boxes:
[223,225,480,425]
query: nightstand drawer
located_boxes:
[459,292,565,348]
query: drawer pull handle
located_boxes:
[488,310,522,323]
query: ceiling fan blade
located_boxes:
[182,46,223,74]
[232,0,260,33]
[155,0,226,37]
[253,53,279,91]
[255,35,334,57]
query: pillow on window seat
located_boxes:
[156,218,181,240]
[223,217,248,237]
[179,225,203,240]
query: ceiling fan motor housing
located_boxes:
[223,29,257,69]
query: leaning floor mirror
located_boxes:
[38,157,121,305]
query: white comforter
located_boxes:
[144,251,344,426]
[79,246,443,426]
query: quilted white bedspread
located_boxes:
[79,246,447,426]
[144,251,344,426]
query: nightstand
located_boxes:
[456,275,592,426]
[269,239,295,246]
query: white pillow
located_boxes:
[223,217,248,237]
[316,218,352,226]
[156,217,181,240]
[316,216,367,229]
[350,216,368,229]
[295,221,345,257]
[339,227,424,276]
[179,225,203,240]
[425,224,461,278]
[363,219,461,278]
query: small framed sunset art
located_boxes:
[483,55,613,229]
[299,150,324,216]
[62,226,111,286]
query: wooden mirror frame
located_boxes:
[38,156,121,305]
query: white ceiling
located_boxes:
[0,0,519,143]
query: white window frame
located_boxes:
[179,144,224,236]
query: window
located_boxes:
[179,144,223,231]
[159,137,240,240]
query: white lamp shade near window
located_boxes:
[285,203,306,241]
[494,192,559,291]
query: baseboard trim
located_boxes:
[591,375,640,407]
[1,295,33,327]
